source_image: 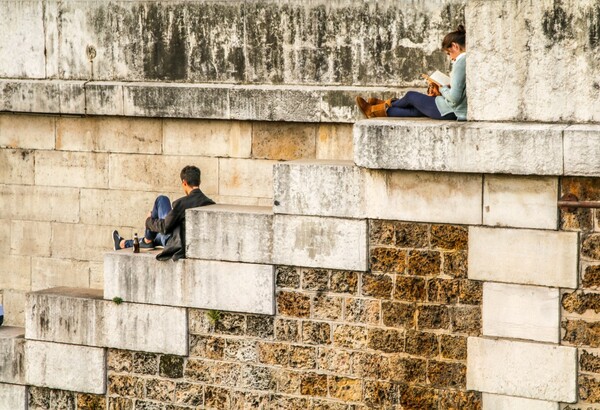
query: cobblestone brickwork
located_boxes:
[561,178,600,409]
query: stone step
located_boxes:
[0,326,25,385]
[0,383,27,410]
[354,119,600,177]
[186,204,273,264]
[482,393,559,410]
[104,252,274,315]
[26,287,188,355]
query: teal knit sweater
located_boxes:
[435,54,467,121]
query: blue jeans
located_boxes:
[124,195,172,247]
[387,91,457,120]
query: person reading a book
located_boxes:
[356,25,467,121]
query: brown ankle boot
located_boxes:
[368,101,389,118]
[356,97,371,118]
[367,97,385,105]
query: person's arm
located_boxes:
[439,58,466,107]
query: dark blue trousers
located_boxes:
[124,195,172,248]
[387,91,457,120]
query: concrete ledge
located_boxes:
[467,337,577,403]
[0,383,27,410]
[104,252,275,315]
[26,287,188,355]
[482,393,559,410]
[186,204,273,264]
[354,119,565,175]
[0,327,25,385]
[0,79,404,123]
[25,340,106,394]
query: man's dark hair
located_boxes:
[180,165,201,186]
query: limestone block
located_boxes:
[0,149,34,185]
[84,82,125,116]
[58,81,86,114]
[482,393,559,410]
[0,185,79,223]
[0,383,27,410]
[229,87,320,122]
[467,337,577,402]
[483,175,559,230]
[35,151,109,189]
[272,215,368,271]
[0,327,25,384]
[51,223,113,262]
[467,1,600,123]
[24,340,106,394]
[89,262,103,290]
[219,158,275,199]
[482,283,560,343]
[31,258,91,291]
[365,170,482,224]
[80,188,164,227]
[10,220,51,257]
[0,114,55,150]
[26,287,188,355]
[252,122,317,160]
[354,119,564,175]
[316,124,354,161]
[0,219,8,255]
[186,205,273,264]
[0,256,31,291]
[564,125,600,176]
[273,160,365,218]
[104,252,275,315]
[468,227,578,288]
[109,153,218,195]
[0,1,45,78]
[56,117,162,154]
[124,84,229,118]
[2,290,26,327]
[0,80,60,114]
[163,119,252,158]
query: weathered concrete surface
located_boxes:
[0,383,27,410]
[482,393,559,410]
[0,327,25,385]
[482,283,560,343]
[186,205,273,264]
[469,227,578,289]
[104,252,275,315]
[564,125,600,176]
[274,160,365,218]
[354,119,565,175]
[273,214,368,271]
[24,340,106,394]
[26,287,188,355]
[467,337,577,402]
[467,0,600,123]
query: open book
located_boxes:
[421,70,450,87]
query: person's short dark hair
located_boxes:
[180,165,201,186]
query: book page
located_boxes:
[427,70,450,87]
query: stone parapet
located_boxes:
[104,252,275,315]
[482,393,559,410]
[0,327,25,385]
[26,287,188,355]
[0,383,27,410]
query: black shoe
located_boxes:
[113,230,123,251]
[139,238,155,249]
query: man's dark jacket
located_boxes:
[145,188,215,261]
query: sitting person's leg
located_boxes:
[145,195,172,246]
[388,91,457,120]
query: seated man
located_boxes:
[112,165,215,261]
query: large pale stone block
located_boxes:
[251,122,317,160]
[35,151,108,189]
[0,219,9,255]
[163,119,252,158]
[56,117,162,154]
[467,337,577,402]
[0,256,30,291]
[51,223,113,262]
[104,252,275,315]
[354,119,564,175]
[483,175,558,230]
[482,283,560,343]
[0,383,27,410]
[10,220,51,257]
[0,185,79,223]
[109,154,218,195]
[84,83,125,116]
[0,114,55,150]
[316,124,354,161]
[0,149,34,185]
[482,393,559,410]
[564,125,600,176]
[467,1,600,123]
[2,290,26,327]
[219,158,275,199]
[24,340,106,394]
[58,82,86,115]
[365,170,482,224]
[230,87,320,122]
[0,327,25,384]
[272,215,368,271]
[186,205,273,264]
[26,287,188,355]
[0,80,61,114]
[31,258,90,291]
[468,227,578,288]
[274,160,365,218]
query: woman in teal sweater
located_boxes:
[356,25,467,121]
